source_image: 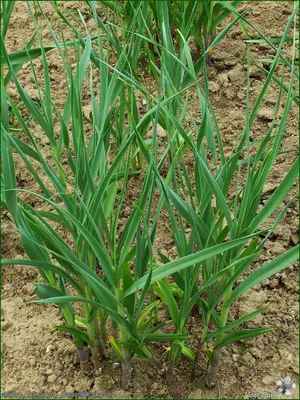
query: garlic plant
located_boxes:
[1,0,298,390]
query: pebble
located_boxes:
[238,366,247,377]
[262,375,274,385]
[208,81,220,93]
[2,321,13,331]
[258,107,274,121]
[112,362,119,369]
[46,344,55,353]
[45,369,53,376]
[152,382,159,390]
[227,65,244,84]
[291,233,299,245]
[274,226,291,240]
[270,242,285,255]
[47,374,57,383]
[256,338,265,350]
[156,125,167,139]
[95,367,103,376]
[65,384,75,392]
[269,278,279,289]
[218,73,229,87]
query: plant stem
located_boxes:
[92,315,105,360]
[62,305,89,369]
[85,285,105,360]
[121,348,132,388]
[192,311,211,379]
[115,284,132,388]
[138,148,144,170]
[76,345,90,370]
[215,285,232,346]
[98,309,107,345]
[206,345,222,387]
[80,277,101,369]
[207,285,232,385]
[111,320,118,338]
[166,341,182,378]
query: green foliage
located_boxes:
[1,0,298,388]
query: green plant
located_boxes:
[1,0,298,391]
[90,1,242,59]
[119,1,299,384]
[0,6,190,386]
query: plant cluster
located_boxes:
[1,0,299,389]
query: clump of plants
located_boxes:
[1,0,299,390]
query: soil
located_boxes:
[2,1,299,399]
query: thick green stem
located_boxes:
[84,304,100,369]
[131,141,137,170]
[121,348,132,388]
[215,286,232,346]
[76,345,90,370]
[138,149,144,170]
[98,309,107,345]
[79,277,100,369]
[166,341,182,378]
[206,346,222,387]
[92,316,105,360]
[111,320,118,338]
[86,285,105,360]
[62,305,89,369]
[115,285,132,388]
[192,311,211,379]
[207,286,232,385]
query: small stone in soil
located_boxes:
[47,374,57,383]
[262,376,274,385]
[2,321,13,331]
[291,234,299,245]
[270,242,285,255]
[65,384,74,392]
[95,367,102,376]
[45,369,53,375]
[208,81,220,93]
[46,344,55,353]
[237,366,247,377]
[258,107,274,121]
[112,362,119,369]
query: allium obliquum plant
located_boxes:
[1,7,248,385]
[1,9,188,387]
[87,0,242,60]
[121,2,299,385]
[1,0,299,391]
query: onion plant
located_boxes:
[1,9,189,385]
[119,1,299,385]
[90,0,242,60]
[1,0,298,391]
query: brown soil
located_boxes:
[2,1,299,399]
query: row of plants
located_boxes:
[1,0,299,389]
